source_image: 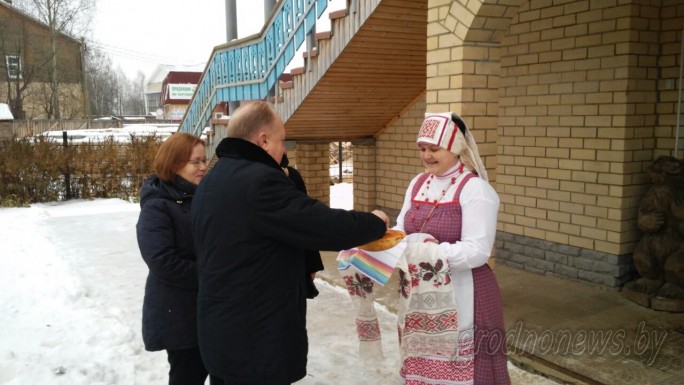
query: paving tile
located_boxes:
[319,251,684,384]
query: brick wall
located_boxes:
[295,142,330,206]
[657,1,684,158]
[425,1,501,183]
[384,0,684,288]
[494,1,684,286]
[351,139,376,212]
[367,95,426,222]
[286,147,297,169]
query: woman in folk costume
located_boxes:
[393,112,510,384]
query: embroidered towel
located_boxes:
[338,264,384,360]
[337,241,407,286]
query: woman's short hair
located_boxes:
[153,132,205,182]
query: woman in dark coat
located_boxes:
[136,132,220,385]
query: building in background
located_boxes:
[0,102,13,143]
[144,64,204,120]
[160,71,202,121]
[0,0,85,119]
[183,0,684,293]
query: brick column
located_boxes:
[284,140,297,167]
[351,138,376,212]
[295,141,330,206]
[286,149,297,167]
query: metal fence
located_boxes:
[330,141,353,183]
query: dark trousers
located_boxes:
[167,346,223,385]
[223,382,289,385]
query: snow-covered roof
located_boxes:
[147,63,206,86]
[37,124,214,143]
[40,124,176,144]
[0,103,14,120]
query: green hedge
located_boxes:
[0,135,162,207]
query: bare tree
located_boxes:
[111,67,146,117]
[128,71,146,115]
[114,66,126,116]
[82,47,146,118]
[84,47,118,117]
[16,0,94,118]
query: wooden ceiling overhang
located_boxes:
[284,0,427,141]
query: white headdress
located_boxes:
[416,112,489,181]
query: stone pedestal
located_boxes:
[622,282,684,312]
[620,281,652,308]
[651,297,684,312]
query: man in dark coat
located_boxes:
[280,153,323,299]
[192,101,388,385]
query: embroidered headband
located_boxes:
[416,112,489,181]
[416,113,463,153]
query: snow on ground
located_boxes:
[0,183,557,384]
[40,124,178,144]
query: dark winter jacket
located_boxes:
[136,174,200,352]
[191,138,386,384]
[281,154,324,298]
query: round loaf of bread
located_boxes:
[357,229,406,251]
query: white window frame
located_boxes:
[5,55,22,80]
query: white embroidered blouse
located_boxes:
[394,162,500,272]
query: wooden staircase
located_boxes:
[192,0,427,154]
[274,0,427,141]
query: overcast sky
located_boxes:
[90,0,345,80]
[91,0,264,78]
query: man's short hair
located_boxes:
[227,101,277,140]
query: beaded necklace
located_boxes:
[418,163,464,233]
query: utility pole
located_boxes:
[225,0,239,114]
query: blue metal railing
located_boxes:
[179,0,329,136]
